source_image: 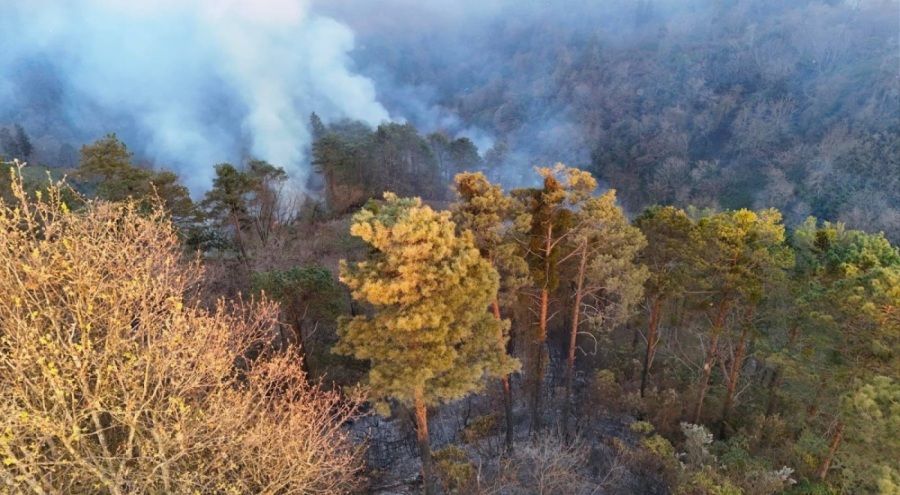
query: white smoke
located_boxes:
[0,0,391,193]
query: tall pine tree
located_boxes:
[336,193,515,494]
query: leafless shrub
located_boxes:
[0,161,363,494]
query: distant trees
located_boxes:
[76,134,196,229]
[336,193,516,494]
[0,168,362,493]
[0,124,32,160]
[312,114,495,215]
[312,118,445,214]
[427,133,482,182]
[201,159,294,261]
[352,0,900,243]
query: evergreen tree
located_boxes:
[13,124,32,159]
[633,206,702,398]
[77,133,133,183]
[560,190,647,441]
[336,193,515,494]
[511,164,594,432]
[790,219,900,491]
[451,172,529,451]
[251,266,341,376]
[691,209,793,427]
[202,163,254,261]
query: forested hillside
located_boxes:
[0,0,897,493]
[1,122,897,493]
[334,0,900,240]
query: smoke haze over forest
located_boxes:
[1,0,898,236]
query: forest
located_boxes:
[0,0,898,494]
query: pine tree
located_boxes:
[77,133,133,183]
[560,190,647,441]
[512,164,594,433]
[691,209,792,426]
[451,172,528,452]
[13,124,32,159]
[336,193,515,494]
[633,206,702,398]
[790,219,900,490]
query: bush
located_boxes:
[0,167,362,494]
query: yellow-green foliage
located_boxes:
[462,415,497,445]
[434,445,475,493]
[336,192,517,408]
[677,469,744,495]
[0,166,361,494]
[643,435,676,458]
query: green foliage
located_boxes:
[698,208,794,307]
[201,159,291,257]
[451,171,531,305]
[786,218,900,492]
[203,163,254,220]
[677,469,743,495]
[434,445,475,493]
[76,134,197,229]
[513,164,596,292]
[461,414,497,445]
[429,133,483,181]
[312,117,445,213]
[634,205,703,299]
[335,192,517,408]
[572,189,648,331]
[251,266,341,319]
[77,133,133,182]
[251,266,343,373]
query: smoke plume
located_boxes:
[0,0,391,192]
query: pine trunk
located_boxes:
[231,209,249,263]
[492,299,515,453]
[721,322,751,435]
[816,422,845,482]
[640,295,663,398]
[531,220,554,435]
[692,296,729,423]
[414,390,434,495]
[531,287,549,434]
[563,244,588,442]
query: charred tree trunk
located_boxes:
[531,287,549,435]
[286,306,311,377]
[531,222,554,435]
[231,209,249,265]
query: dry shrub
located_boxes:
[0,164,362,494]
[477,434,622,495]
